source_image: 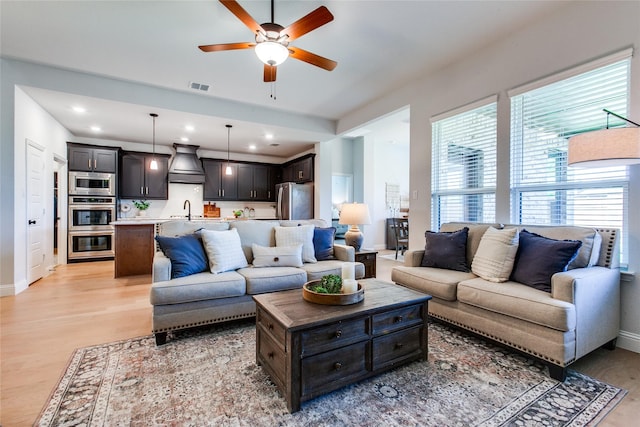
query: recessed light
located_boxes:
[249,144,257,150]
[180,137,189,142]
[185,125,194,132]
[265,133,274,140]
[90,126,101,132]
[72,106,86,113]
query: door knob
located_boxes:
[28,220,36,225]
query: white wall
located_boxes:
[4,87,72,295]
[338,1,640,351]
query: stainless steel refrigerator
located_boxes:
[276,182,314,220]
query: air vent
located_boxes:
[189,81,211,92]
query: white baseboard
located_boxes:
[0,283,16,297]
[618,330,640,353]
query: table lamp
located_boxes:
[339,202,371,251]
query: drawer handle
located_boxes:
[268,323,274,330]
[268,351,275,359]
[395,343,404,349]
[394,315,404,323]
[334,330,342,338]
[334,362,342,370]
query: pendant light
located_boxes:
[149,113,159,170]
[225,124,233,175]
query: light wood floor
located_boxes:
[1,253,638,426]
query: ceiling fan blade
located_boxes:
[280,6,334,41]
[219,0,264,34]
[264,64,277,82]
[199,42,255,52]
[289,46,337,71]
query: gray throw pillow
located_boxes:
[421,227,469,272]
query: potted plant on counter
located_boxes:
[133,200,150,217]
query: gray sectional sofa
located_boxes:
[151,219,364,344]
[392,222,621,381]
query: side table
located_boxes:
[355,250,378,278]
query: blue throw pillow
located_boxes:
[313,227,336,261]
[509,229,582,293]
[421,227,469,272]
[155,234,209,279]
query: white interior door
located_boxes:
[27,140,46,284]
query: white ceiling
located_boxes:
[0,0,565,159]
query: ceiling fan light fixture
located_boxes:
[255,41,289,66]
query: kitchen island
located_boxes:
[111,219,165,278]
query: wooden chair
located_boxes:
[393,218,409,259]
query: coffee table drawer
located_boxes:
[300,317,369,355]
[372,325,423,370]
[301,341,369,397]
[257,307,286,345]
[372,303,423,335]
[258,330,286,387]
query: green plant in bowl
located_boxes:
[132,200,150,210]
[309,274,343,294]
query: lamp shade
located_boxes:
[255,41,289,66]
[569,127,640,167]
[339,203,371,225]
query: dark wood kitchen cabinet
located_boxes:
[120,152,169,199]
[68,143,118,173]
[281,154,314,183]
[202,159,238,201]
[237,163,276,201]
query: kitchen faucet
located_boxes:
[183,199,191,221]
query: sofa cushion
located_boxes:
[391,266,477,301]
[158,220,229,237]
[510,229,582,292]
[313,227,336,261]
[301,260,366,282]
[471,227,519,282]
[236,266,307,295]
[421,227,469,272]
[200,228,249,274]
[523,226,601,269]
[155,234,209,279]
[230,220,277,264]
[440,223,495,267]
[275,224,316,263]
[150,271,246,305]
[251,244,303,267]
[457,278,576,332]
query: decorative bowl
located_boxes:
[302,280,364,305]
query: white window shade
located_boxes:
[432,101,497,230]
[510,58,630,264]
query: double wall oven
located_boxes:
[68,171,116,261]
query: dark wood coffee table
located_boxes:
[253,278,431,412]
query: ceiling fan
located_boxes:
[199,0,337,82]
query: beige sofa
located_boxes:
[391,222,620,381]
[151,219,364,345]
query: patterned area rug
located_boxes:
[36,320,626,426]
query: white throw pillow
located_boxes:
[275,225,317,263]
[252,244,303,267]
[200,228,248,274]
[471,227,519,282]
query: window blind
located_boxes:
[510,58,630,263]
[432,101,497,230]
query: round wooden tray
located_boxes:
[302,280,364,305]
